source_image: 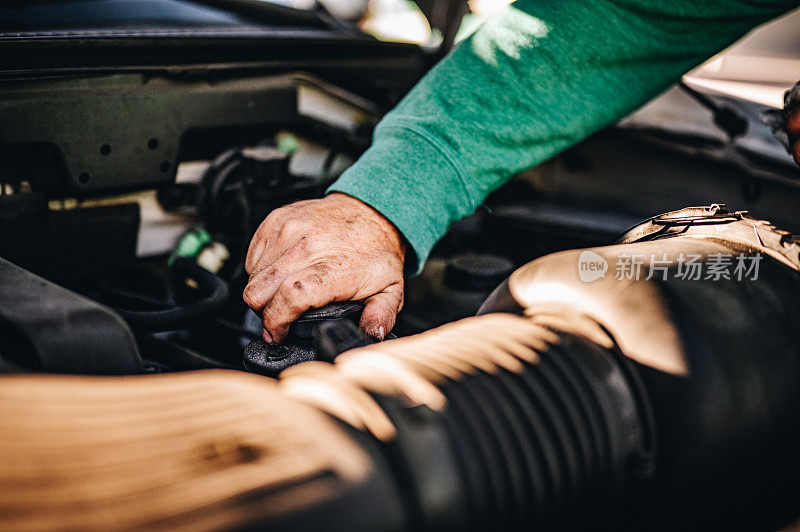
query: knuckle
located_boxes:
[242,284,260,308]
[306,263,331,285]
[255,212,280,239]
[278,218,303,238]
[264,207,286,226]
[278,277,310,312]
[292,234,312,254]
[284,274,306,292]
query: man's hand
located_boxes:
[786,81,800,166]
[244,193,405,343]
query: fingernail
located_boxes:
[378,326,385,340]
[263,329,273,344]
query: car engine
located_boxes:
[1,1,800,530]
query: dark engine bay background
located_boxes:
[1,0,799,377]
[2,69,800,375]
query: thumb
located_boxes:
[359,283,404,340]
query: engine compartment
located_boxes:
[3,1,800,529]
[1,62,800,531]
[1,69,800,375]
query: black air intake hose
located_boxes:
[353,322,654,531]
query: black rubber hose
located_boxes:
[197,148,243,233]
[115,258,229,332]
[358,328,654,531]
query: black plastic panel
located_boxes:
[0,74,385,195]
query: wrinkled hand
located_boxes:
[244,193,406,343]
[786,80,800,166]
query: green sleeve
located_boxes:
[328,0,797,272]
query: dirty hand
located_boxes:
[244,193,405,343]
[786,80,800,166]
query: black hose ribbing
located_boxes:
[368,329,655,531]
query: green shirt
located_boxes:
[329,0,797,272]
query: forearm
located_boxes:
[330,0,797,272]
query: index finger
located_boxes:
[261,263,343,343]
